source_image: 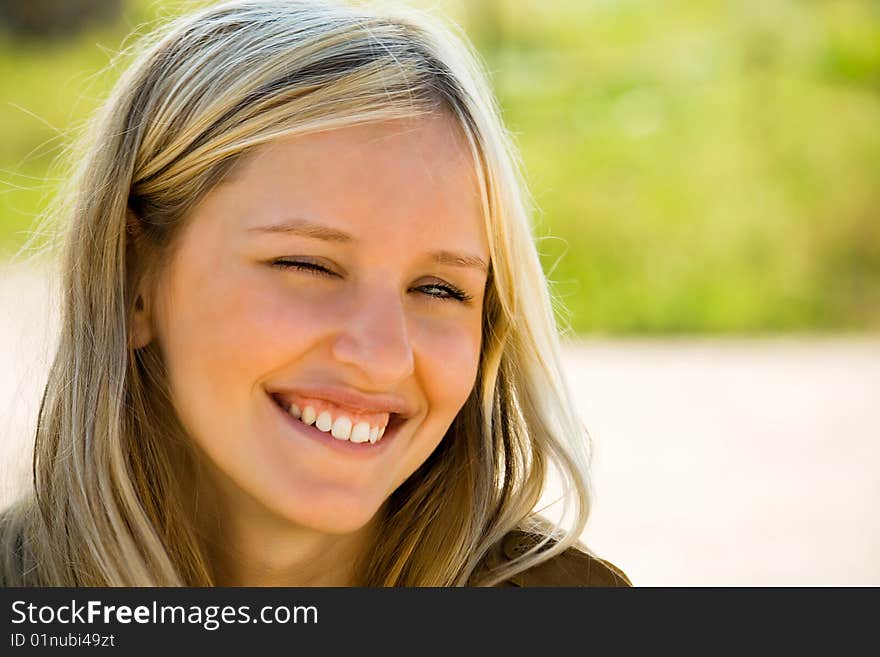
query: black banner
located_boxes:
[0,587,871,652]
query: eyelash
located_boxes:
[271,260,474,303]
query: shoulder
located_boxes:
[495,529,632,587]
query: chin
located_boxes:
[273,490,385,536]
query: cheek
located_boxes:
[155,266,323,418]
[413,316,482,416]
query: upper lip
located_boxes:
[267,383,417,418]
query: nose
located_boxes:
[331,284,415,385]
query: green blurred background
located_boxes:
[1,0,878,334]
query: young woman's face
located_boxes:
[145,114,488,534]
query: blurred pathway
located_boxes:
[551,335,879,586]
[2,261,878,585]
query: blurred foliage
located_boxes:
[0,0,122,38]
[1,0,879,334]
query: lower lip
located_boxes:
[266,392,403,457]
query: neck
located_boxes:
[196,475,379,587]
[210,521,371,587]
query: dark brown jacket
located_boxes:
[494,530,632,587]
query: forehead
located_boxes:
[216,113,488,256]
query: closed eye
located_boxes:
[271,259,473,304]
[272,259,337,278]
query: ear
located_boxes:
[130,287,153,350]
[127,209,155,350]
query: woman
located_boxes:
[0,0,630,587]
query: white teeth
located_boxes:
[350,422,371,443]
[331,416,352,440]
[285,401,390,444]
[315,411,333,432]
[300,405,316,426]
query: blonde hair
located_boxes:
[1,0,593,586]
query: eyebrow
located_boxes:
[249,218,489,272]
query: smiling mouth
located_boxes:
[268,392,405,447]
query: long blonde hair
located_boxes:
[1,0,593,586]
